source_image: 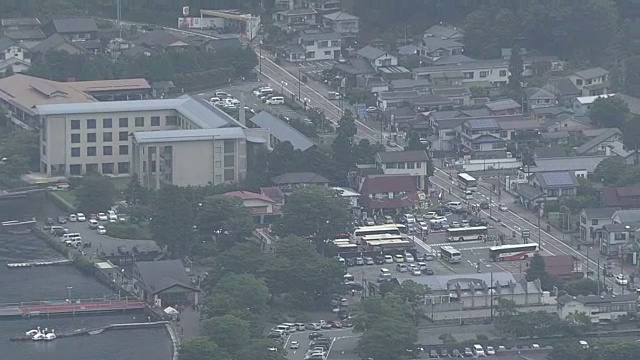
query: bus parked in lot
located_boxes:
[440,246,462,263]
[457,173,477,192]
[489,243,539,261]
[446,226,488,242]
[352,224,406,243]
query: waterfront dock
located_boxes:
[0,298,147,318]
[6,259,72,268]
[10,321,168,341]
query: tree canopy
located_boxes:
[194,195,255,250]
[150,185,194,255]
[74,175,117,214]
[589,96,630,128]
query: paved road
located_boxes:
[428,165,626,293]
[285,328,356,360]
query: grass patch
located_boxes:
[104,221,152,240]
[55,190,77,205]
[111,177,130,192]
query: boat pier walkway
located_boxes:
[0,298,147,318]
[6,259,72,268]
[10,321,168,341]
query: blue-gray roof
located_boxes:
[250,111,315,151]
[356,45,385,60]
[35,95,242,129]
[536,171,578,189]
[472,134,503,144]
[466,118,500,130]
[132,127,265,144]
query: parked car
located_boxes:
[410,266,421,276]
[498,204,508,212]
[308,332,323,340]
[423,268,434,275]
[485,346,495,355]
[290,341,299,349]
[68,214,77,222]
[76,213,86,222]
[479,201,490,209]
[615,274,628,285]
[97,213,108,221]
[396,263,408,272]
[384,255,394,263]
[355,257,365,266]
[57,215,67,224]
[374,255,385,264]
[364,256,375,265]
[97,225,107,235]
[394,254,405,263]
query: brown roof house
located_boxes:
[223,190,281,224]
[359,174,420,214]
[132,260,199,307]
[271,172,330,193]
[540,255,579,280]
[602,185,640,209]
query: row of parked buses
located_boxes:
[440,243,540,264]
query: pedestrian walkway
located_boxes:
[173,307,201,339]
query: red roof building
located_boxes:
[540,255,579,280]
[359,174,419,213]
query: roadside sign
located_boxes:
[522,229,530,238]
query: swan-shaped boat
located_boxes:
[25,327,40,336]
[32,328,45,341]
[44,329,56,341]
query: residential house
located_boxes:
[540,131,570,146]
[525,87,556,108]
[544,114,594,134]
[42,17,98,42]
[383,107,416,129]
[334,58,375,87]
[272,8,317,33]
[374,150,430,190]
[605,140,639,165]
[322,11,359,36]
[534,146,567,159]
[567,67,610,96]
[540,255,579,280]
[575,128,621,155]
[531,106,573,123]
[484,98,522,115]
[543,77,581,106]
[428,71,465,88]
[133,30,192,53]
[376,91,421,111]
[249,111,315,151]
[529,171,578,201]
[418,36,464,62]
[0,38,31,75]
[600,222,640,256]
[611,209,640,224]
[223,190,281,224]
[424,24,464,41]
[431,54,475,66]
[356,45,398,71]
[408,94,454,112]
[132,260,199,307]
[308,0,341,14]
[514,183,545,210]
[359,174,420,214]
[261,186,285,206]
[527,156,608,179]
[616,93,640,116]
[297,31,341,61]
[275,0,302,11]
[579,207,619,245]
[0,17,45,45]
[390,78,431,92]
[602,185,640,209]
[432,88,471,107]
[429,115,467,152]
[331,186,360,210]
[457,118,508,159]
[413,59,510,87]
[270,172,329,193]
[557,294,637,324]
[30,33,89,56]
[572,94,616,116]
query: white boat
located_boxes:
[44,329,56,341]
[32,328,45,341]
[25,327,39,336]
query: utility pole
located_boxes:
[489,268,494,321]
[298,68,301,101]
[259,40,263,74]
[537,207,542,251]
[489,189,493,219]
[117,0,122,38]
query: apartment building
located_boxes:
[413,59,509,87]
[34,96,269,188]
[567,67,610,96]
[299,31,341,61]
[557,294,637,324]
[374,150,430,190]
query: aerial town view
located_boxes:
[1,0,640,359]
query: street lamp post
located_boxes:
[259,40,263,74]
[489,267,494,321]
[280,81,287,94]
[298,68,302,101]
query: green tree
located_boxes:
[594,156,628,185]
[74,175,117,214]
[404,131,426,151]
[4,65,13,77]
[331,133,355,174]
[194,194,255,250]
[179,337,232,360]
[615,165,640,186]
[150,185,194,255]
[589,96,630,128]
[216,242,266,275]
[508,44,523,90]
[203,273,270,317]
[622,114,640,165]
[124,173,152,206]
[391,280,430,325]
[564,278,600,296]
[0,130,40,174]
[337,110,358,139]
[201,315,251,353]
[622,56,640,97]
[275,187,351,247]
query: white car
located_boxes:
[97,225,107,235]
[209,96,221,103]
[384,255,394,263]
[76,213,86,222]
[486,346,496,355]
[417,262,427,271]
[68,214,77,222]
[97,213,108,221]
[394,254,405,263]
[424,212,437,219]
[290,341,299,349]
[410,266,421,276]
[396,263,408,272]
[615,274,628,285]
[461,219,469,227]
[404,253,415,262]
[498,203,508,212]
[366,106,378,113]
[450,221,460,228]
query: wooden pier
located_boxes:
[0,299,147,318]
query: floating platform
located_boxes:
[7,259,71,268]
[0,299,148,318]
[10,321,168,341]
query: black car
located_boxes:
[345,258,356,267]
[479,201,490,209]
[423,268,434,275]
[308,332,323,340]
[374,255,385,264]
[440,349,450,357]
[57,215,67,224]
[429,349,440,358]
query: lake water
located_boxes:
[0,196,173,360]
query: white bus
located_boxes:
[489,243,539,261]
[440,246,462,263]
[457,173,477,192]
[353,225,403,243]
[446,226,488,242]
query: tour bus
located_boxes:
[446,226,489,242]
[489,243,539,261]
[352,224,404,243]
[440,246,462,263]
[457,173,478,192]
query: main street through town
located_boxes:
[428,167,628,294]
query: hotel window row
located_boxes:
[70,131,131,143]
[70,145,128,157]
[69,116,162,130]
[68,162,130,176]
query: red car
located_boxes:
[330,320,343,328]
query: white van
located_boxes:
[266,96,285,105]
[446,201,463,210]
[62,233,81,242]
[275,324,291,333]
[473,344,485,357]
[281,323,296,332]
[464,190,473,200]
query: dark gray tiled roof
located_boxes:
[135,260,194,294]
[466,118,499,130]
[485,98,521,111]
[356,45,385,60]
[582,207,620,219]
[250,111,315,151]
[574,67,608,80]
[271,172,329,185]
[575,128,621,154]
[546,77,580,96]
[51,17,98,33]
[0,37,16,51]
[534,146,566,159]
[377,150,429,163]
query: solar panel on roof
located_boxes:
[541,172,574,186]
